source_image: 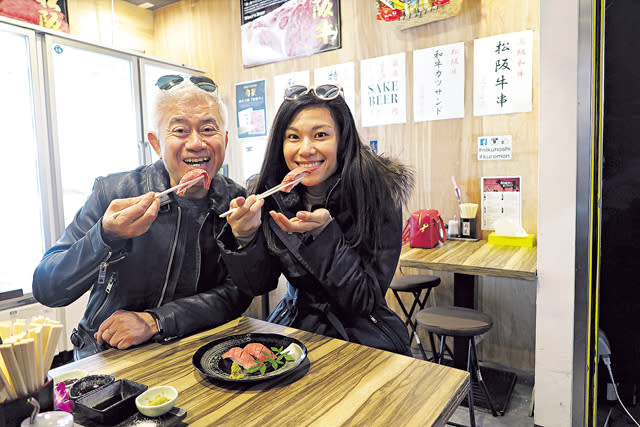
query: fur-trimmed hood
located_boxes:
[363,148,415,208]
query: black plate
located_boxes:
[192,333,307,383]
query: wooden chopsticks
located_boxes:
[218,174,307,218]
[0,316,63,402]
[155,175,203,198]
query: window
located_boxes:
[0,20,205,302]
[0,27,45,297]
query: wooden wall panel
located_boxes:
[151,0,538,372]
[66,0,153,53]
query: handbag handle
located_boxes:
[434,215,447,243]
[401,218,410,246]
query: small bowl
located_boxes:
[69,374,115,400]
[135,385,178,417]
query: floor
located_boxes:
[410,347,536,427]
[447,377,534,427]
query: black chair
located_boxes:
[389,274,440,360]
[416,306,498,427]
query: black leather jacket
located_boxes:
[218,176,411,355]
[33,161,252,359]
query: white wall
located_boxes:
[536,0,579,425]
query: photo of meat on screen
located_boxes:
[240,0,342,68]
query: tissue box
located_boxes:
[488,232,536,247]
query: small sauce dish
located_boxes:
[135,385,178,417]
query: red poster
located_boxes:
[0,0,69,33]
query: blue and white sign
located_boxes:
[478,135,512,160]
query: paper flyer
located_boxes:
[273,70,310,113]
[314,61,356,116]
[235,79,267,139]
[413,42,465,121]
[360,52,407,127]
[474,30,533,116]
[481,176,522,230]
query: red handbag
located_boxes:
[402,209,447,248]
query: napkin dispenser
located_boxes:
[487,218,536,247]
[488,232,536,247]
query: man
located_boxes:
[33,75,252,359]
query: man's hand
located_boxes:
[227,195,264,243]
[94,310,158,349]
[270,208,332,237]
[101,192,160,241]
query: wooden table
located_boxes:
[50,316,470,426]
[399,240,537,368]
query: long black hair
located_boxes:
[253,92,414,258]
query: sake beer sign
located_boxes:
[360,52,407,127]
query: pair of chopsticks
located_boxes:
[0,317,63,402]
[219,174,307,218]
[155,175,204,198]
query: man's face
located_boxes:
[149,98,228,198]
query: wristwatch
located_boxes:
[147,311,163,335]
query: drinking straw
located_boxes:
[451,176,462,204]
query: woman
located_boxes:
[218,84,415,355]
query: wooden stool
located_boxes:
[416,306,498,427]
[390,274,440,360]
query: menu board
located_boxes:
[481,176,522,230]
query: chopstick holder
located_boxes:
[219,174,307,218]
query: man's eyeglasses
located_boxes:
[284,84,343,101]
[156,75,218,93]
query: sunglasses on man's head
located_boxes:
[156,75,218,93]
[284,84,343,101]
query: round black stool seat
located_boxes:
[390,274,440,292]
[416,306,493,337]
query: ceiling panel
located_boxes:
[121,0,182,11]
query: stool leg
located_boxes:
[436,335,447,364]
[392,289,429,360]
[428,332,438,362]
[469,339,499,417]
[466,339,477,427]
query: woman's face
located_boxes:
[282,106,339,187]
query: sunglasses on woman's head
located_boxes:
[284,84,343,101]
[156,75,218,93]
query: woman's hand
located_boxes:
[270,208,333,237]
[228,195,264,243]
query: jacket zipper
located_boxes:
[370,314,405,352]
[277,308,288,321]
[323,178,342,208]
[192,211,207,293]
[156,206,181,307]
[64,251,126,291]
[90,271,117,326]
